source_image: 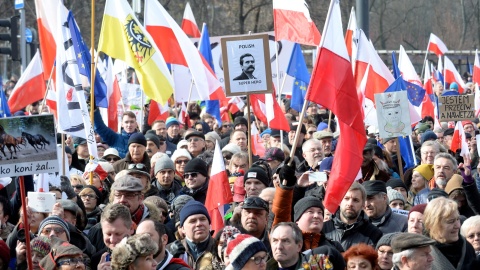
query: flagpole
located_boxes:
[19,176,33,270]
[41,64,56,107]
[89,0,96,186]
[61,134,66,176]
[396,138,404,181]
[246,95,252,168]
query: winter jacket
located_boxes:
[323,210,383,251]
[156,251,191,270]
[180,180,209,204]
[431,236,476,270]
[370,207,407,234]
[167,236,222,270]
[112,152,151,173]
[71,152,88,172]
[266,246,345,270]
[153,179,183,205]
[94,109,136,158]
[463,181,480,215]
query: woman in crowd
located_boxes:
[409,164,433,205]
[78,185,103,234]
[424,197,476,269]
[70,174,87,195]
[15,236,52,270]
[343,243,380,270]
[461,215,480,258]
[170,149,192,185]
[111,233,158,270]
[407,203,426,234]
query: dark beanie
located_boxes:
[64,146,72,155]
[233,116,248,127]
[184,158,208,177]
[293,196,324,222]
[84,185,102,205]
[179,200,210,226]
[244,166,269,187]
[145,133,160,148]
[427,188,448,201]
[386,178,407,191]
[376,232,400,250]
[128,133,147,147]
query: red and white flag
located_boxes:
[8,51,46,113]
[345,7,357,59]
[205,140,233,236]
[251,121,266,157]
[444,56,466,94]
[421,59,435,118]
[148,99,170,125]
[305,0,366,213]
[451,121,470,159]
[181,2,200,38]
[473,50,480,116]
[273,0,321,46]
[98,56,122,131]
[250,91,290,132]
[427,33,448,57]
[398,45,422,86]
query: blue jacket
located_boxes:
[93,110,135,158]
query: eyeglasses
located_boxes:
[105,157,119,162]
[42,227,66,235]
[73,185,84,190]
[114,192,140,199]
[57,258,85,266]
[187,137,204,143]
[196,129,203,132]
[128,163,146,170]
[250,255,268,265]
[80,194,97,199]
[184,172,198,178]
[243,197,269,211]
[175,159,189,164]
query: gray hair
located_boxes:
[301,138,322,153]
[421,140,440,153]
[270,222,303,244]
[392,248,415,267]
[434,152,458,171]
[461,216,480,238]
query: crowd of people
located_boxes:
[0,85,480,270]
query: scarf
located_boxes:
[131,203,145,225]
[302,231,322,251]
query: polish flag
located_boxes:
[345,7,357,59]
[178,103,189,127]
[444,56,466,94]
[438,56,443,72]
[250,90,290,132]
[98,56,122,131]
[148,99,170,125]
[144,0,225,102]
[251,121,266,157]
[421,60,435,118]
[181,2,200,38]
[427,33,448,57]
[45,87,57,114]
[205,140,233,236]
[34,0,63,78]
[8,51,46,113]
[358,63,378,126]
[273,0,321,46]
[398,45,422,86]
[305,0,366,213]
[451,121,470,159]
[473,50,480,116]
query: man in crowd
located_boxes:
[287,123,306,162]
[154,154,182,204]
[166,117,181,144]
[297,139,324,173]
[240,196,271,254]
[313,130,334,157]
[182,158,210,203]
[145,133,160,158]
[151,120,167,138]
[229,130,248,152]
[71,137,89,172]
[391,233,435,270]
[243,166,269,197]
[430,152,457,189]
[113,133,151,173]
[186,131,206,158]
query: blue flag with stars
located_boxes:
[0,90,11,118]
[288,43,310,112]
[67,11,107,108]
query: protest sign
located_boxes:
[375,91,412,139]
[438,94,475,121]
[28,192,56,213]
[0,114,58,177]
[221,34,273,97]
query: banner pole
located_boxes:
[61,134,66,176]
[19,176,33,270]
[41,63,56,107]
[396,138,404,181]
[89,0,96,186]
[246,94,252,168]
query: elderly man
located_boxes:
[229,130,248,152]
[313,130,334,157]
[429,152,457,189]
[167,200,221,269]
[94,110,139,158]
[323,182,383,250]
[166,117,181,144]
[181,158,209,203]
[297,139,324,173]
[154,154,182,204]
[126,162,158,198]
[391,233,435,270]
[363,181,407,233]
[145,133,160,158]
[186,131,206,158]
[113,133,151,173]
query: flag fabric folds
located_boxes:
[427,33,448,57]
[444,56,466,94]
[97,56,122,131]
[345,7,357,58]
[473,50,480,116]
[181,2,201,38]
[98,0,174,105]
[305,0,366,213]
[205,140,233,236]
[273,0,321,46]
[287,43,310,112]
[251,121,266,157]
[250,91,290,132]
[55,6,97,159]
[8,51,46,113]
[451,121,470,160]
[148,99,170,125]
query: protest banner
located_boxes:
[438,94,475,122]
[0,114,58,178]
[28,191,57,213]
[222,34,273,97]
[374,91,412,139]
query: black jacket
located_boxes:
[180,179,209,204]
[153,179,183,205]
[323,210,383,251]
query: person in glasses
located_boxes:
[111,233,158,270]
[153,154,183,205]
[101,148,121,165]
[224,234,268,270]
[181,158,210,204]
[170,149,192,184]
[113,133,151,174]
[70,174,87,195]
[144,133,160,159]
[185,131,206,158]
[39,241,86,270]
[79,185,103,234]
[222,144,242,167]
[304,124,317,140]
[296,139,324,174]
[39,216,71,243]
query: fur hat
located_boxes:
[225,234,267,270]
[111,234,158,270]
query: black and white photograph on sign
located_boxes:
[374,91,412,139]
[0,114,58,177]
[222,34,273,96]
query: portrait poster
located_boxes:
[374,91,412,139]
[221,34,273,96]
[0,114,58,177]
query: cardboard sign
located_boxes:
[438,94,475,121]
[374,91,412,139]
[0,114,58,177]
[28,192,56,213]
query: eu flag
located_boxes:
[0,90,11,118]
[67,11,108,108]
[287,43,310,112]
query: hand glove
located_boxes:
[279,156,296,187]
[60,175,76,199]
[169,240,186,258]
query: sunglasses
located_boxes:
[73,185,84,190]
[187,137,203,143]
[175,159,189,164]
[243,197,269,211]
[106,157,119,162]
[184,172,199,178]
[308,131,315,135]
[128,163,146,170]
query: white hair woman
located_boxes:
[461,215,480,258]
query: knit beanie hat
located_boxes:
[38,216,71,241]
[184,158,208,177]
[166,117,180,129]
[225,234,267,270]
[222,143,242,155]
[145,133,160,148]
[154,154,175,175]
[413,164,434,181]
[171,195,194,223]
[170,149,192,164]
[205,131,221,144]
[244,166,269,187]
[179,200,210,226]
[408,203,427,219]
[30,236,52,257]
[294,196,324,222]
[387,187,405,204]
[386,178,407,192]
[376,232,400,250]
[233,116,248,128]
[128,133,147,147]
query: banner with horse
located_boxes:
[0,114,58,177]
